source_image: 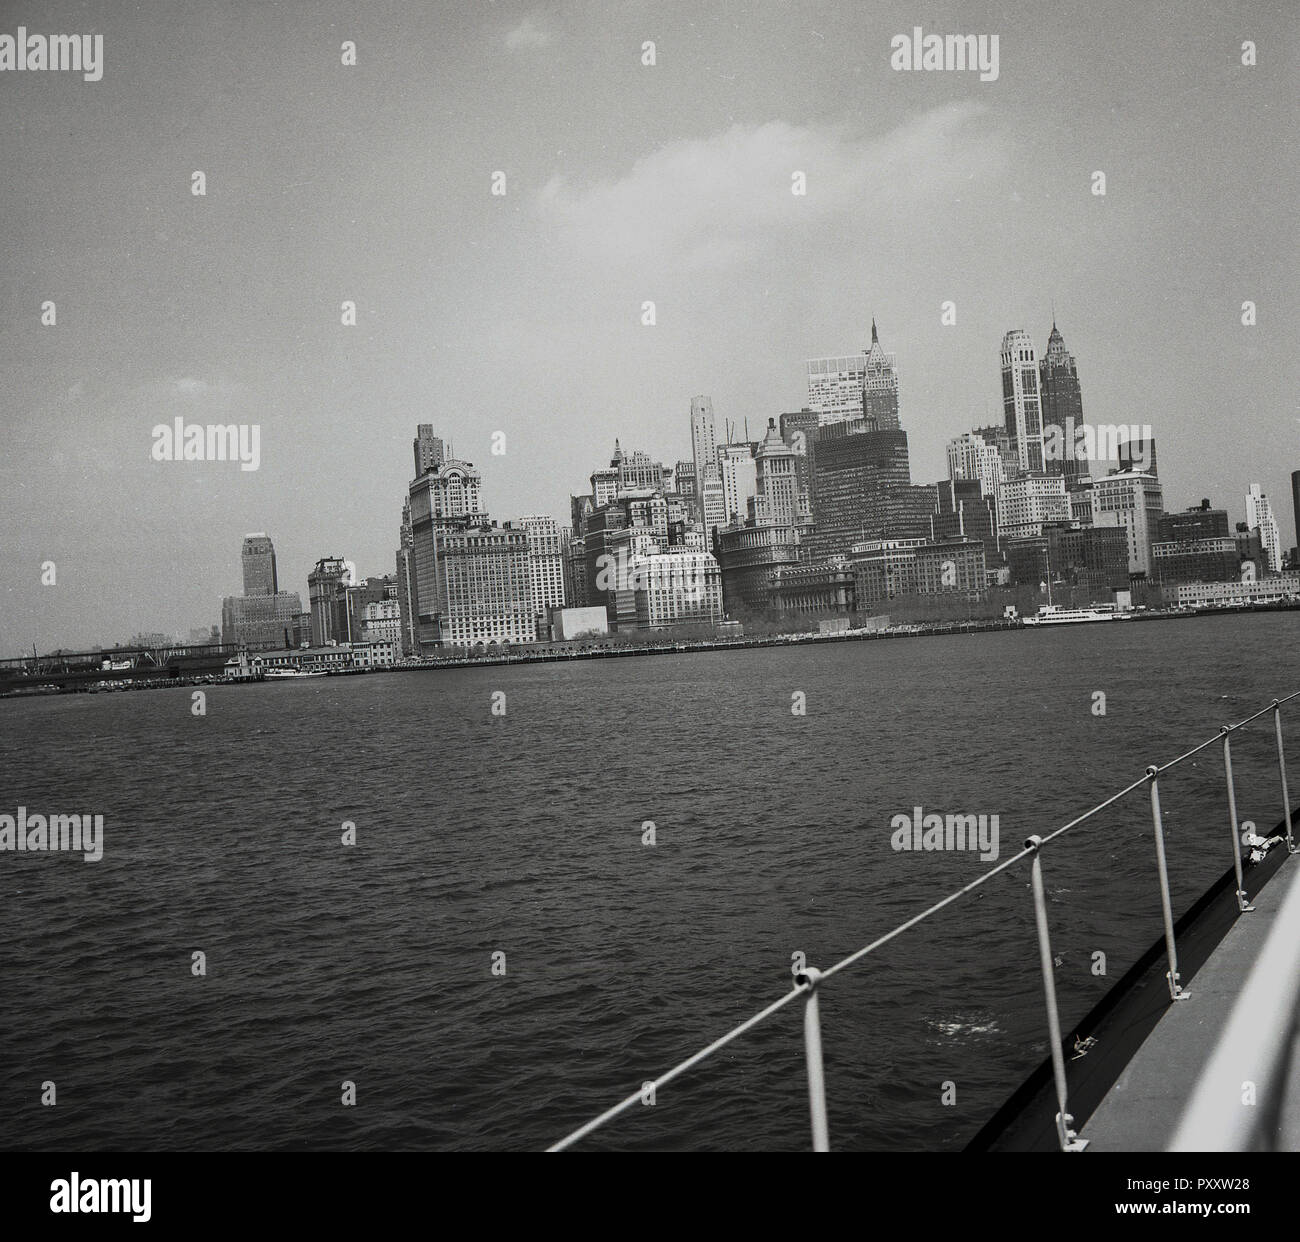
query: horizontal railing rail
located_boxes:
[547,692,1300,1152]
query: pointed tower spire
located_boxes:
[871,317,879,345]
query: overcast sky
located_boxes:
[1,0,1296,653]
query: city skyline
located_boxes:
[2,1,1296,652]
[5,309,1297,654]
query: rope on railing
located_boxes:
[547,691,1300,1152]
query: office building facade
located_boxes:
[1001,329,1045,475]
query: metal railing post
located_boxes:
[795,968,830,1152]
[1274,701,1296,854]
[1147,767,1190,1001]
[1221,727,1255,912]
[1025,836,1088,1151]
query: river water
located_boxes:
[1,612,1296,1150]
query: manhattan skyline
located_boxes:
[2,0,1296,653]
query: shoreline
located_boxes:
[4,602,1296,698]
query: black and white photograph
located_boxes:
[1,0,1297,1214]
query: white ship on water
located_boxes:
[1023,604,1133,626]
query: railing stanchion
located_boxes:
[1147,767,1189,1001]
[1221,727,1255,912]
[795,968,830,1152]
[1273,701,1296,854]
[1025,836,1088,1151]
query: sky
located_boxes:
[1,0,1297,653]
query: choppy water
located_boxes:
[1,613,1296,1150]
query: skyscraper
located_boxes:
[806,353,870,425]
[947,431,1007,502]
[513,514,568,624]
[1001,329,1045,475]
[806,318,900,430]
[861,320,901,431]
[308,557,352,646]
[1292,470,1300,564]
[241,533,278,596]
[718,442,757,526]
[753,419,799,526]
[779,408,820,519]
[690,396,718,483]
[1245,483,1282,575]
[690,397,726,537]
[1038,323,1086,480]
[1093,471,1164,576]
[395,500,419,656]
[413,424,445,477]
[407,455,534,649]
[222,534,305,649]
[808,428,913,561]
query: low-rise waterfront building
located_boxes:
[1174,578,1300,608]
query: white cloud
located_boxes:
[536,103,1008,270]
[505,17,552,49]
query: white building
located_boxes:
[806,353,869,425]
[806,324,899,430]
[718,443,757,527]
[947,431,1007,503]
[699,473,726,540]
[1092,470,1164,576]
[690,395,718,478]
[1245,483,1283,575]
[1000,329,1045,474]
[997,474,1069,541]
[551,606,610,640]
[752,418,800,525]
[631,549,724,628]
[515,514,568,621]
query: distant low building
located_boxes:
[551,606,611,641]
[256,640,396,671]
[769,560,855,617]
[847,539,923,604]
[914,537,986,595]
[1174,578,1300,608]
[1152,537,1240,585]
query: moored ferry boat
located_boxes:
[1023,604,1132,626]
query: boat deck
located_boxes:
[1082,850,1300,1150]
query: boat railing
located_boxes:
[547,691,1300,1152]
[1169,825,1300,1151]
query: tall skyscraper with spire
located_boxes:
[805,316,900,429]
[1038,322,1085,480]
[861,319,900,431]
[1000,329,1045,475]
